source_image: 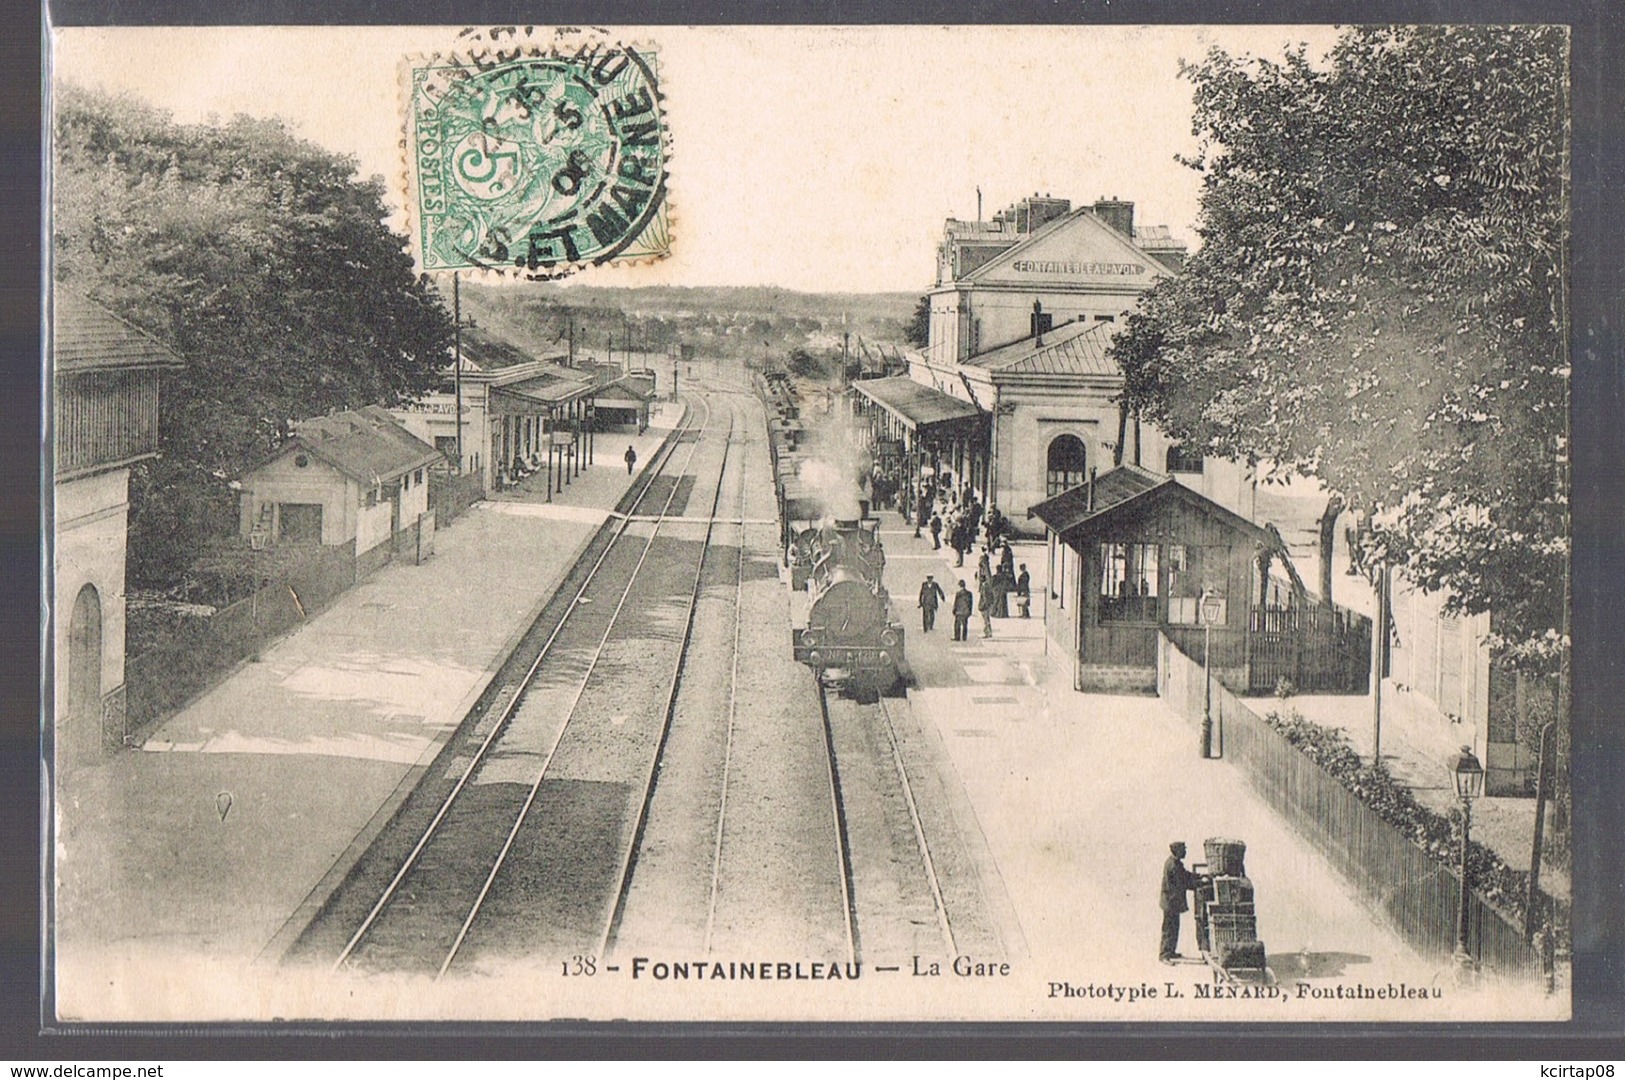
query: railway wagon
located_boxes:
[790,517,908,697]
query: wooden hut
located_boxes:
[1029,465,1369,694]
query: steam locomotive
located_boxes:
[760,367,907,697]
[789,518,908,697]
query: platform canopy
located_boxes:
[490,369,596,411]
[592,376,655,410]
[849,376,982,434]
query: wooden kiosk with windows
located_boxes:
[1029,464,1269,693]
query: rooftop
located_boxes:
[457,327,563,371]
[282,405,441,485]
[850,375,982,431]
[53,290,186,374]
[1028,463,1267,544]
[492,368,597,405]
[962,319,1120,377]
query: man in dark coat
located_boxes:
[929,512,942,550]
[1015,564,1032,618]
[1160,841,1194,962]
[624,445,638,475]
[951,580,974,641]
[918,575,945,632]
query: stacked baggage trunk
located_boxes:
[1195,838,1268,973]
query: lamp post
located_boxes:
[1448,744,1486,973]
[1200,589,1225,758]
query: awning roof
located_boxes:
[594,381,655,409]
[850,376,982,432]
[1028,463,1268,545]
[491,371,596,407]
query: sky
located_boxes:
[51,25,1343,294]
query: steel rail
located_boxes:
[875,695,958,960]
[330,397,708,974]
[435,392,719,977]
[700,393,754,955]
[598,393,741,959]
[817,685,862,969]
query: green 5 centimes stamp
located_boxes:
[406,42,670,276]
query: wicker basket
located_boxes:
[1204,838,1247,877]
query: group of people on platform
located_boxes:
[908,467,1031,642]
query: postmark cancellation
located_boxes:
[402,36,671,278]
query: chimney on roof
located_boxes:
[1031,301,1052,345]
[1094,196,1135,238]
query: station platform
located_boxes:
[52,404,684,1016]
[868,511,1471,1007]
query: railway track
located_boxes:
[286,372,1003,978]
[286,393,736,976]
[817,687,1007,968]
[606,385,855,963]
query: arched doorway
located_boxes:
[66,584,103,763]
[1047,435,1088,496]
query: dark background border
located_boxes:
[10,0,1624,1060]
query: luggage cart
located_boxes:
[1191,838,1275,985]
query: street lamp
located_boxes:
[1448,744,1486,972]
[1200,589,1225,758]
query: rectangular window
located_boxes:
[1166,444,1205,474]
[1166,544,1231,624]
[278,503,323,544]
[1053,534,1065,609]
[1098,542,1160,623]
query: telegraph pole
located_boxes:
[453,272,464,472]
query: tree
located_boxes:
[1113,25,1567,666]
[54,85,454,585]
[904,294,931,348]
[1111,25,1569,850]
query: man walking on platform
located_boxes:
[929,511,942,550]
[918,574,945,632]
[624,445,638,475]
[1015,564,1032,618]
[951,580,974,641]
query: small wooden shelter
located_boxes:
[1029,465,1369,694]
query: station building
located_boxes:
[927,194,1186,364]
[52,291,184,764]
[390,329,604,493]
[851,194,1253,533]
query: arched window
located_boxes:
[67,583,103,762]
[1046,435,1088,497]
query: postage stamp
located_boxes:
[403,38,671,277]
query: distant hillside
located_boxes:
[458,282,918,364]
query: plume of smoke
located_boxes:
[796,400,872,522]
